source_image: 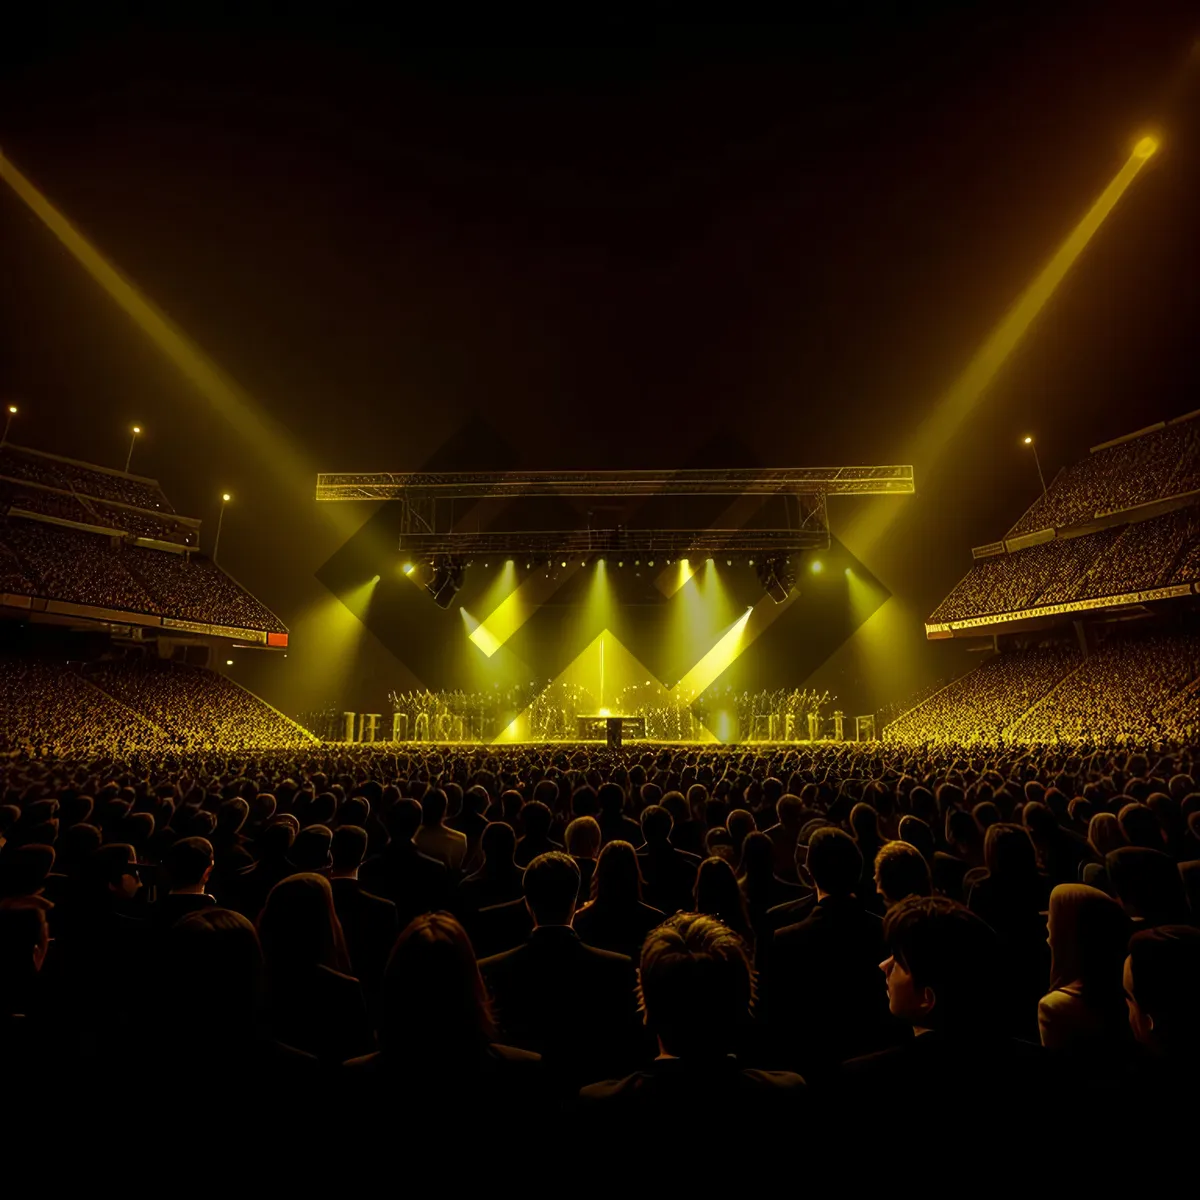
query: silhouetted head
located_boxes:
[257,873,351,976]
[523,852,581,926]
[590,840,643,906]
[805,827,863,897]
[874,841,932,908]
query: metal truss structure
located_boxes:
[315,465,911,562]
[397,526,829,559]
[315,465,914,501]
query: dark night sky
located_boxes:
[1,8,1198,717]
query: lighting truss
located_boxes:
[397,527,830,558]
[316,464,914,501]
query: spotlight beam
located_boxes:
[845,137,1160,563]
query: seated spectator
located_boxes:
[479,852,642,1089]
[850,803,886,900]
[359,798,450,928]
[1025,801,1093,887]
[157,908,317,1119]
[581,913,806,1125]
[597,782,642,847]
[764,793,807,883]
[840,896,1052,1152]
[330,825,397,992]
[563,815,601,901]
[1082,812,1126,889]
[1124,925,1200,1089]
[413,787,468,872]
[514,800,562,868]
[447,785,489,873]
[739,830,808,944]
[1106,846,1190,928]
[898,814,936,867]
[1117,802,1165,851]
[873,841,932,909]
[573,840,665,960]
[345,913,544,1135]
[637,804,701,916]
[256,873,375,1064]
[289,824,333,873]
[151,836,216,932]
[765,828,895,1080]
[1038,884,1132,1063]
[726,808,757,866]
[457,822,524,918]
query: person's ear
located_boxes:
[918,985,937,1017]
[202,863,214,885]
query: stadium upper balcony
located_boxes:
[0,443,177,513]
[1004,409,1200,539]
[0,444,287,644]
[926,409,1200,639]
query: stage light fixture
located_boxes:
[811,560,823,574]
[427,557,466,609]
[1133,134,1158,158]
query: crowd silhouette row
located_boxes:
[3,739,1197,1164]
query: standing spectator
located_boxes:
[636,805,701,917]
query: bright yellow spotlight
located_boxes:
[845,567,852,577]
[6,405,15,414]
[1023,436,1033,445]
[1132,135,1158,159]
[132,425,141,434]
[226,659,233,666]
[370,574,381,584]
[811,560,823,574]
[403,562,414,575]
[222,492,231,502]
[599,707,611,717]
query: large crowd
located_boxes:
[1007,415,1200,536]
[931,504,1200,625]
[1,737,1196,1169]
[0,518,284,632]
[0,655,316,756]
[886,633,1200,746]
[0,444,175,512]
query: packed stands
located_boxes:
[883,645,1080,744]
[1007,412,1200,536]
[0,656,162,755]
[84,657,316,750]
[0,443,174,512]
[1006,633,1200,744]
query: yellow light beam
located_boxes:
[654,493,768,597]
[0,150,337,521]
[844,137,1159,562]
[469,558,586,657]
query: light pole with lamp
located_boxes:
[213,492,231,564]
[1023,436,1048,499]
[124,424,142,474]
[2,404,16,445]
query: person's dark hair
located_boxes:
[1117,803,1163,850]
[84,842,137,891]
[165,837,214,890]
[257,873,352,976]
[386,798,423,842]
[382,913,496,1054]
[1106,847,1189,926]
[874,841,932,905]
[339,796,370,828]
[850,802,882,847]
[564,816,601,859]
[638,912,755,1056]
[776,794,805,828]
[290,824,333,872]
[805,827,863,896]
[898,815,935,864]
[480,821,516,866]
[738,830,774,883]
[984,823,1039,879]
[523,852,580,925]
[1126,925,1200,1050]
[598,782,626,817]
[521,800,552,839]
[694,856,753,945]
[884,896,996,1030]
[640,804,673,844]
[167,908,267,1043]
[589,839,644,905]
[421,788,448,825]
[331,825,368,873]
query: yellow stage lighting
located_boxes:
[222,492,231,502]
[6,405,15,415]
[811,560,823,574]
[1133,135,1158,158]
[403,563,414,575]
[132,425,141,434]
[1023,436,1033,445]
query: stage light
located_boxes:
[845,567,852,577]
[726,559,732,567]
[403,563,414,575]
[225,659,233,666]
[617,561,624,568]
[132,425,141,434]
[370,574,380,584]
[561,560,567,568]
[222,492,231,502]
[6,405,15,414]
[599,707,610,717]
[1133,135,1158,159]
[1023,436,1032,444]
[647,560,655,567]
[811,560,823,574]
[748,558,755,567]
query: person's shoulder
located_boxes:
[478,940,526,971]
[489,1042,542,1065]
[740,1067,808,1092]
[578,939,634,968]
[579,1070,652,1103]
[840,1040,914,1077]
